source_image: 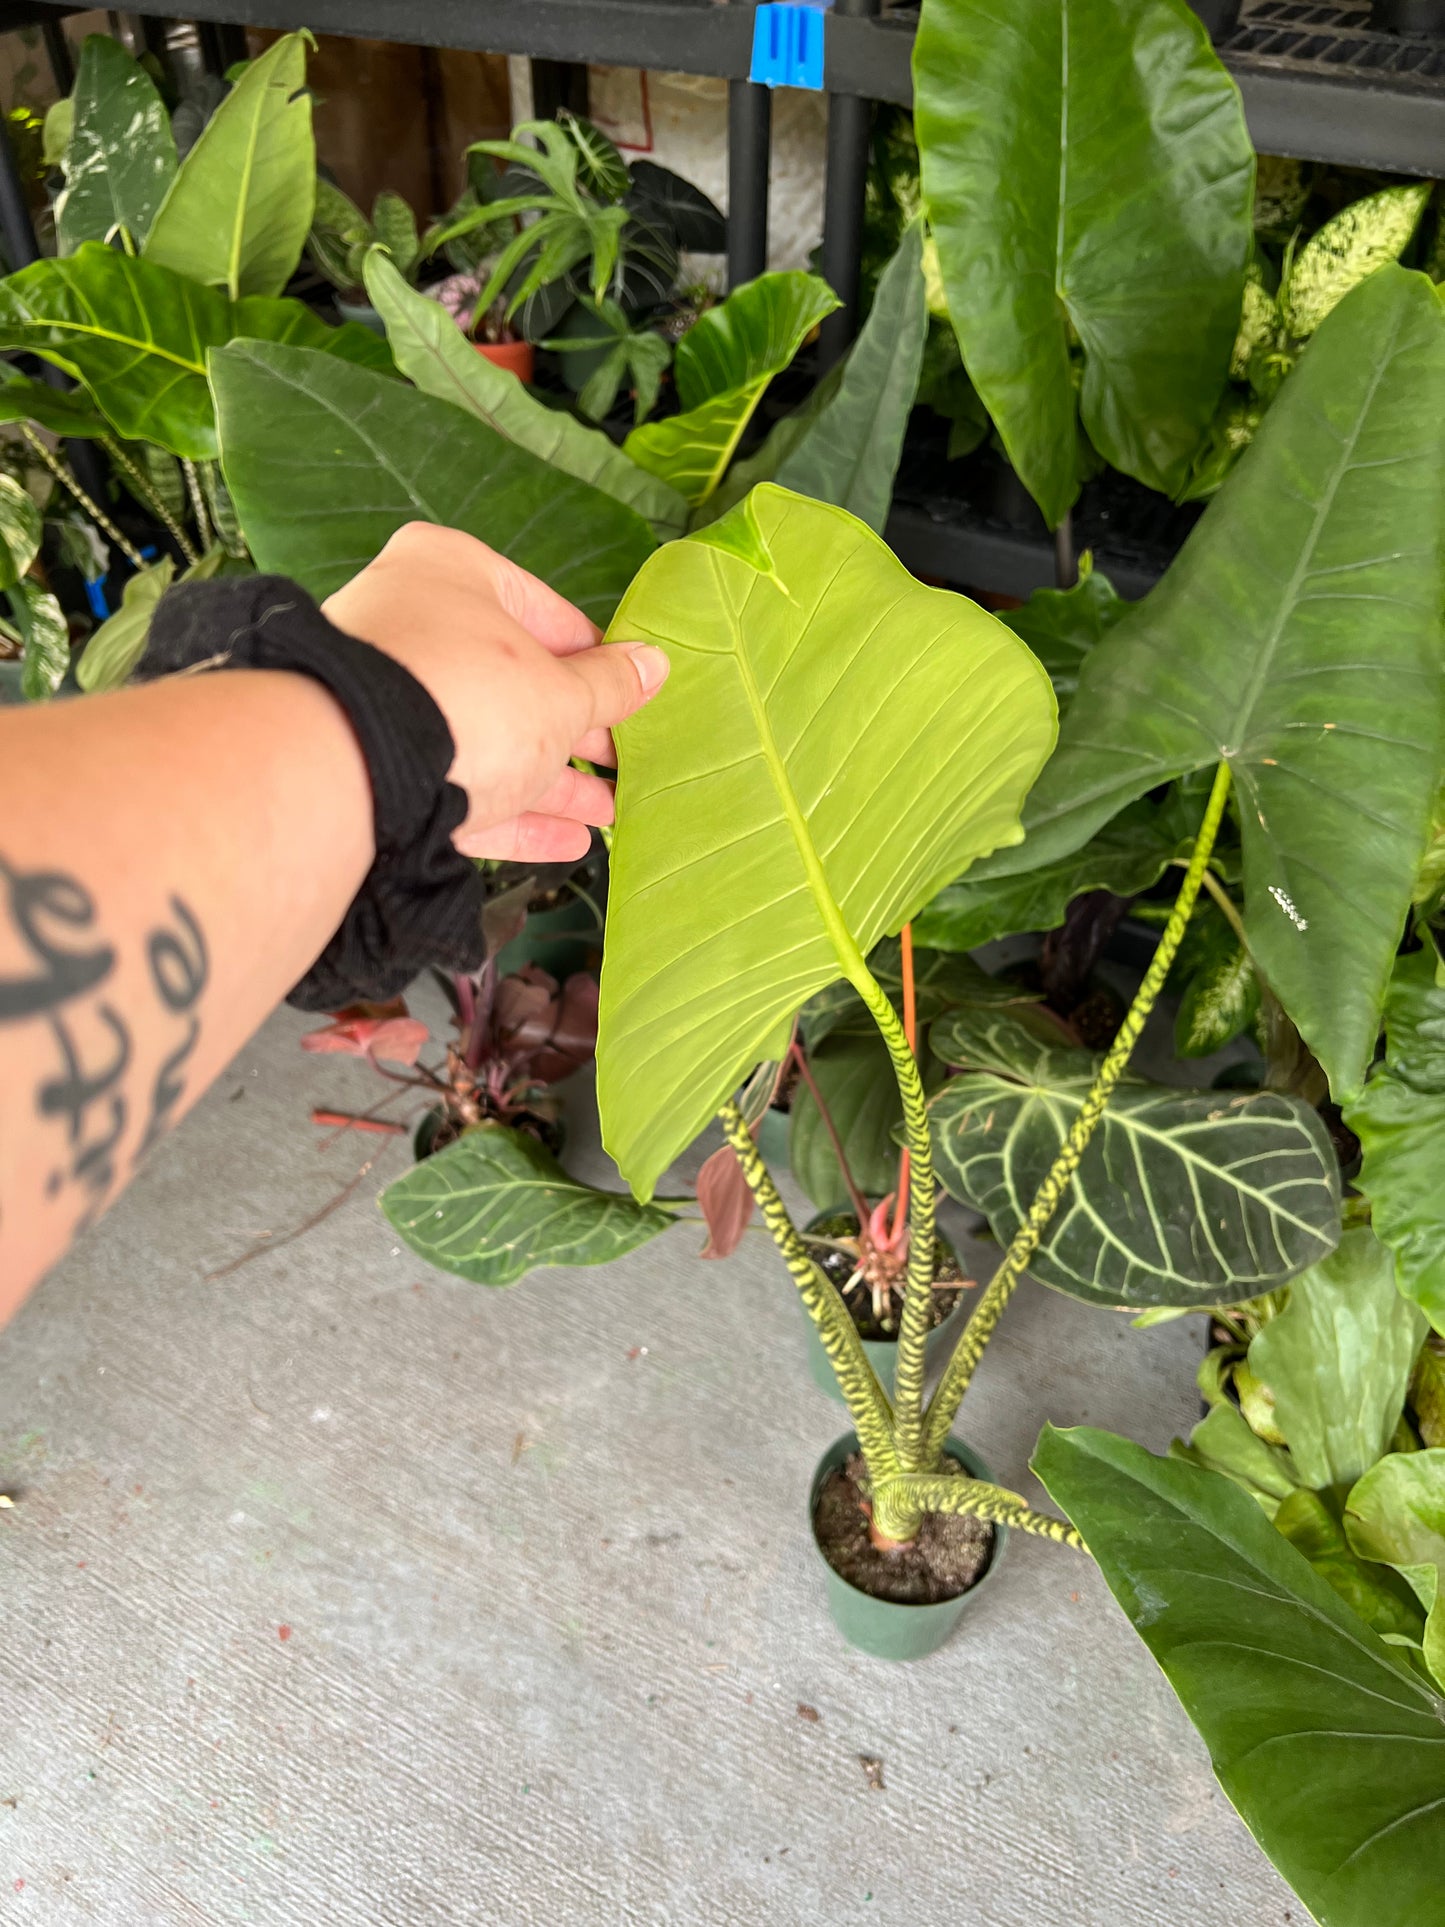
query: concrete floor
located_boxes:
[0,1000,1299,1926]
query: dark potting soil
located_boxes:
[804,1215,965,1342]
[814,1453,994,1605]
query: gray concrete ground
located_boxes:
[0,1000,1298,1925]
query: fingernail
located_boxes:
[628,644,670,696]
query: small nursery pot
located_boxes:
[810,1432,1006,1661]
[476,338,535,382]
[335,295,386,336]
[801,1212,966,1405]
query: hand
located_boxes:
[322,522,668,862]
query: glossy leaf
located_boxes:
[1284,185,1432,340]
[596,484,1057,1200]
[914,0,1253,524]
[75,556,175,693]
[688,361,844,533]
[145,31,315,299]
[12,581,69,701]
[57,34,176,254]
[1034,1423,1445,1927]
[997,561,1129,706]
[0,474,41,590]
[0,364,106,438]
[961,268,1445,1100]
[211,340,655,618]
[930,1008,1340,1308]
[380,1125,675,1287]
[1347,1450,1445,1688]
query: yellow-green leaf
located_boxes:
[1284,184,1432,340]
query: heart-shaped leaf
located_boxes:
[211,339,656,618]
[57,34,176,254]
[1347,1450,1445,1688]
[596,484,1057,1200]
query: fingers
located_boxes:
[566,642,669,731]
[572,726,616,768]
[370,522,600,655]
[459,813,594,864]
[529,765,615,827]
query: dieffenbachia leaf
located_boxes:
[362,250,687,539]
[11,580,69,701]
[76,556,175,694]
[145,31,316,299]
[211,340,655,619]
[0,244,392,459]
[914,0,1253,524]
[0,474,42,590]
[959,267,1445,1100]
[596,484,1057,1200]
[380,1125,675,1286]
[57,34,176,254]
[1283,184,1432,341]
[997,562,1129,707]
[1347,1450,1445,1690]
[929,1007,1340,1308]
[1034,1424,1445,1927]
[624,272,839,504]
[1174,912,1258,1058]
[0,363,107,439]
[1249,1226,1425,1489]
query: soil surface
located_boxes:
[804,1214,964,1342]
[814,1454,994,1605]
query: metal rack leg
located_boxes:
[42,18,74,97]
[530,59,589,121]
[818,0,878,369]
[727,79,771,288]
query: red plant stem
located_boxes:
[790,1041,872,1229]
[890,923,918,1245]
[310,1110,408,1136]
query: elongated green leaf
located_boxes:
[596,484,1057,1200]
[997,562,1129,707]
[1273,1486,1429,1649]
[0,245,392,459]
[1348,1450,1445,1688]
[1250,1227,1425,1490]
[771,223,927,534]
[362,250,687,540]
[0,364,106,438]
[914,0,1253,524]
[12,581,69,700]
[76,556,175,693]
[1285,185,1432,340]
[624,273,839,504]
[930,1008,1340,1307]
[0,474,42,590]
[962,268,1445,1100]
[1171,1400,1302,1518]
[145,31,315,299]
[211,340,655,618]
[57,35,176,254]
[380,1125,675,1286]
[1034,1424,1445,1927]
[688,362,844,533]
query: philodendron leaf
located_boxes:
[211,340,655,619]
[0,364,106,439]
[12,581,69,701]
[997,562,1129,708]
[362,250,688,540]
[1347,1450,1445,1689]
[1034,1424,1445,1927]
[57,34,176,254]
[380,1125,675,1286]
[0,474,42,590]
[596,484,1057,1200]
[1284,184,1432,340]
[961,267,1445,1100]
[0,245,392,459]
[929,1007,1340,1308]
[76,556,175,694]
[1248,1226,1425,1490]
[145,31,316,299]
[914,0,1253,525]
[624,272,840,504]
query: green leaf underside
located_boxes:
[0,245,392,459]
[596,484,1057,1201]
[1347,1450,1445,1689]
[962,268,1445,1101]
[76,556,175,693]
[1034,1425,1445,1927]
[930,1007,1340,1308]
[57,34,176,255]
[914,0,1253,524]
[363,250,687,539]
[380,1126,675,1286]
[0,474,42,590]
[211,340,655,619]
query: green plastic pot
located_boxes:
[335,294,386,335]
[810,1432,1006,1660]
[801,1213,966,1404]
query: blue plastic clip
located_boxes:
[749,3,829,90]
[84,576,110,621]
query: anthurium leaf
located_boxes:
[1347,948,1445,1333]
[962,267,1445,1100]
[771,222,927,534]
[624,272,839,504]
[1174,915,1258,1058]
[211,340,655,619]
[791,1027,908,1210]
[929,1007,1340,1307]
[1273,1485,1430,1649]
[0,245,392,459]
[997,561,1129,707]
[1249,1226,1425,1489]
[0,364,107,438]
[1034,1423,1445,1927]
[595,484,1057,1201]
[1170,1400,1302,1518]
[12,581,69,701]
[0,474,42,590]
[914,0,1253,525]
[1284,184,1432,340]
[363,251,687,540]
[76,556,175,693]
[1347,1450,1445,1688]
[57,34,176,254]
[380,1125,675,1286]
[145,31,315,299]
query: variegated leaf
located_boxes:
[1284,184,1432,340]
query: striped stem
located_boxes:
[873,1471,1084,1549]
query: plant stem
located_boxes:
[888,922,917,1246]
[873,1469,1084,1548]
[181,459,213,553]
[919,760,1235,1465]
[1200,865,1251,955]
[99,436,200,565]
[789,1040,871,1229]
[22,428,145,571]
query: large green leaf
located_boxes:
[76,556,175,694]
[362,250,687,540]
[380,1125,675,1287]
[144,31,315,299]
[0,245,392,459]
[1347,948,1445,1334]
[1033,1424,1445,1927]
[930,1007,1340,1307]
[997,562,1129,707]
[914,0,1253,524]
[624,273,839,505]
[0,364,107,439]
[962,268,1445,1100]
[1348,1450,1445,1689]
[1249,1226,1425,1490]
[770,222,927,534]
[0,474,41,590]
[57,34,176,255]
[211,340,655,618]
[596,484,1057,1200]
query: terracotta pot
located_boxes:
[475,338,534,383]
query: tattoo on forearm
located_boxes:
[137,898,208,1160]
